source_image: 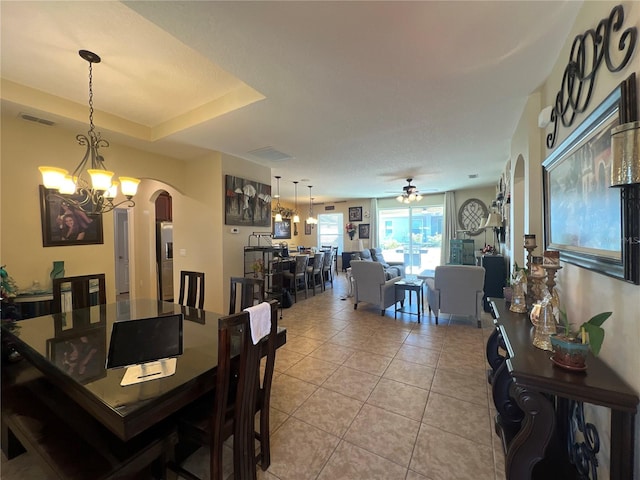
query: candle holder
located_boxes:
[524,244,537,309]
[542,264,562,292]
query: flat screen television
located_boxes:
[106,313,183,386]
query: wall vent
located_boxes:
[19,112,55,126]
[248,146,292,162]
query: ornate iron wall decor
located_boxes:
[546,4,637,149]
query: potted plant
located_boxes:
[550,310,612,370]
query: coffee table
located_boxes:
[394,279,424,322]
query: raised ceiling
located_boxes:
[0,1,583,202]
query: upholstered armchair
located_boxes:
[425,265,485,328]
[350,260,403,316]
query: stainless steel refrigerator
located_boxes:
[156,221,174,301]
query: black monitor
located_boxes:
[106,313,183,370]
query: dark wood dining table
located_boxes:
[1,298,286,441]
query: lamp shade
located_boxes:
[484,213,503,228]
[611,121,640,186]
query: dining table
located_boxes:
[1,298,286,442]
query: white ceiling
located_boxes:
[1,1,583,203]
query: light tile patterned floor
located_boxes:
[1,274,506,480]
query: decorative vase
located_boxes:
[348,231,355,240]
[550,334,589,371]
[532,303,556,351]
[50,261,65,280]
[509,281,527,313]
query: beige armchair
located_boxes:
[425,265,485,328]
[351,260,403,316]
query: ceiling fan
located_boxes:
[396,178,422,203]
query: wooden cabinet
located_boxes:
[487,299,638,479]
[480,255,505,311]
[341,251,358,271]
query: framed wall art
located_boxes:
[348,206,363,222]
[224,175,271,227]
[39,186,104,247]
[304,221,312,235]
[273,219,292,239]
[358,223,370,239]
[542,74,638,283]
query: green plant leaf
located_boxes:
[583,323,605,356]
[587,311,612,327]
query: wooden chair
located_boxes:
[170,300,278,480]
[229,277,265,314]
[178,271,205,309]
[283,255,308,303]
[306,252,324,295]
[52,274,106,314]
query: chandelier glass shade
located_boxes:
[396,178,423,203]
[274,175,283,222]
[38,50,139,214]
[292,181,300,223]
[307,185,317,224]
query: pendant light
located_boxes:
[292,181,300,224]
[307,185,317,225]
[38,50,139,214]
[274,175,282,222]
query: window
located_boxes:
[317,213,343,251]
[378,205,443,276]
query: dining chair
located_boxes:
[178,271,205,309]
[306,252,324,295]
[52,273,106,314]
[321,249,334,290]
[283,255,308,303]
[170,300,278,480]
[229,277,265,314]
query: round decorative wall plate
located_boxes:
[457,198,488,236]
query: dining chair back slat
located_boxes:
[52,274,106,314]
[178,271,205,309]
[229,277,265,314]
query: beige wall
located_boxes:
[505,1,640,477]
[0,114,186,302]
[0,114,263,315]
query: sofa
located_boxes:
[350,260,404,316]
[351,248,404,279]
[424,265,485,328]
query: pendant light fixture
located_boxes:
[292,181,300,224]
[38,50,140,214]
[274,175,283,222]
[306,185,317,225]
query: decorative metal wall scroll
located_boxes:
[546,4,637,149]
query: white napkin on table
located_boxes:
[244,302,272,345]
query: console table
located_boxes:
[487,299,638,479]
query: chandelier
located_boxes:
[396,178,423,203]
[38,50,140,214]
[306,185,317,225]
[274,175,283,222]
[292,181,300,224]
